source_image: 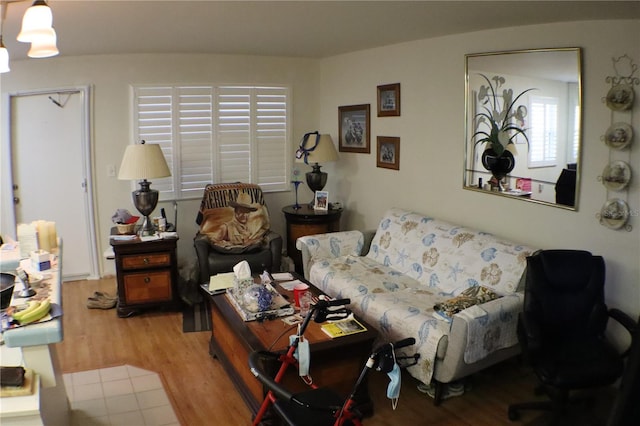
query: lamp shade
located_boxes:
[17,0,53,43]
[27,28,58,58]
[295,134,338,164]
[118,143,171,181]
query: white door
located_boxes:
[10,88,98,281]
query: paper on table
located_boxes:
[272,272,294,281]
[279,279,304,291]
[209,272,236,292]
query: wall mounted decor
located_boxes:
[464,48,583,209]
[338,104,370,153]
[376,136,400,170]
[597,54,637,232]
[604,122,633,150]
[377,83,401,117]
[601,161,631,192]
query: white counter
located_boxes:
[0,241,68,425]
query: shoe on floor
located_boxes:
[93,291,117,301]
[86,297,117,309]
[417,381,465,400]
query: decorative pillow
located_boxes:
[434,285,501,319]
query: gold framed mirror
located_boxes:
[464,48,582,210]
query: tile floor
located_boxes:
[63,364,179,426]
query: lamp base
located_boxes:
[138,216,156,236]
[132,180,159,236]
[306,163,327,205]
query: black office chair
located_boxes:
[508,250,637,423]
[607,314,640,426]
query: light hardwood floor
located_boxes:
[56,278,615,426]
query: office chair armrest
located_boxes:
[609,308,638,357]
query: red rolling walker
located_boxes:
[248,298,418,426]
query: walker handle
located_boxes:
[393,337,416,349]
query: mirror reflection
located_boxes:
[464,48,582,209]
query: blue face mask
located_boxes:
[386,352,401,409]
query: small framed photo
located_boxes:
[338,104,371,153]
[377,83,400,117]
[376,136,400,170]
[314,191,329,210]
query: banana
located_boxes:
[12,301,41,321]
[18,300,51,325]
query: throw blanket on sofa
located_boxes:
[301,208,535,386]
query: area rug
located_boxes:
[182,302,212,333]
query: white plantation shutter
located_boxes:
[256,87,288,191]
[134,87,174,193]
[528,96,558,168]
[178,87,214,197]
[216,87,252,183]
[133,85,290,200]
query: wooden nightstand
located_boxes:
[282,205,342,274]
[110,230,180,317]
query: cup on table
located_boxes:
[293,283,309,307]
[299,291,312,316]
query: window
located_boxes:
[133,85,290,200]
[528,95,558,168]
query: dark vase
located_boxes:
[481,148,515,191]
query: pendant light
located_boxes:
[17,0,54,43]
[27,26,57,58]
[0,36,9,73]
[0,2,8,73]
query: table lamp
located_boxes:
[118,141,171,236]
[295,133,338,204]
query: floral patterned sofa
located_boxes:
[296,208,537,404]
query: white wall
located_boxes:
[1,20,638,323]
[1,53,320,276]
[317,20,640,320]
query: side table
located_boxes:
[110,230,181,317]
[282,205,342,274]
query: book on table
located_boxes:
[208,272,236,293]
[321,317,367,338]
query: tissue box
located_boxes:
[0,243,21,272]
[30,250,51,271]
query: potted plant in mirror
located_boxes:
[472,74,534,191]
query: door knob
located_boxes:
[13,197,20,205]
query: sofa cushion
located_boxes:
[366,208,533,294]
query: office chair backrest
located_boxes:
[524,250,609,342]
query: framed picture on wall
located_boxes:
[314,191,329,210]
[377,83,400,117]
[376,136,400,170]
[338,104,371,153]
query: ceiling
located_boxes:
[1,1,639,62]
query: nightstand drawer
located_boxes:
[123,271,172,303]
[122,253,171,270]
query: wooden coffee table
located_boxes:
[201,273,378,416]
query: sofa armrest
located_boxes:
[295,230,364,279]
[449,293,524,364]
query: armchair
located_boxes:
[508,250,637,423]
[194,183,282,283]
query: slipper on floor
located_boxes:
[93,291,118,301]
[417,381,465,400]
[86,297,117,309]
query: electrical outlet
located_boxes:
[107,164,116,177]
